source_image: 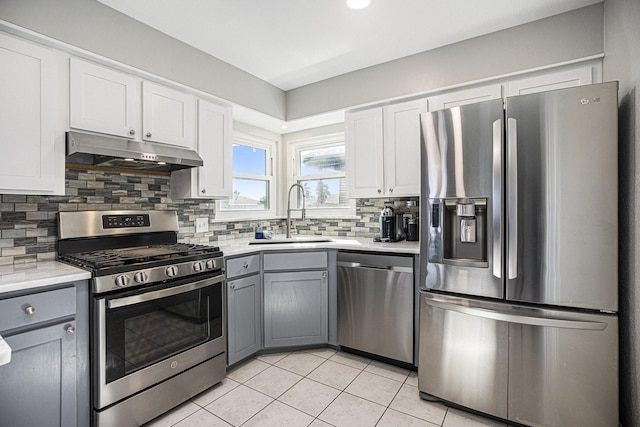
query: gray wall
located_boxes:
[0,0,287,120]
[286,3,605,119]
[603,0,640,426]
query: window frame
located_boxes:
[287,132,355,219]
[215,132,277,220]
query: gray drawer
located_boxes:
[264,251,327,271]
[0,286,76,333]
[226,254,260,279]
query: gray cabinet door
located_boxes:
[264,271,328,348]
[0,321,77,427]
[227,274,262,366]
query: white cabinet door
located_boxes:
[506,66,595,97]
[383,99,426,197]
[69,58,140,138]
[227,274,262,366]
[427,84,503,111]
[346,108,384,198]
[264,270,328,348]
[142,81,195,148]
[171,99,232,199]
[0,33,58,194]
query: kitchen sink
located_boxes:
[248,237,333,245]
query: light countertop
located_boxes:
[0,261,91,295]
[216,236,419,257]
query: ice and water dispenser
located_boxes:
[428,198,488,267]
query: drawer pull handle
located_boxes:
[24,306,35,315]
[66,326,75,335]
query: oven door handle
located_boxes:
[107,274,224,309]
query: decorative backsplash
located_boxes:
[0,168,418,266]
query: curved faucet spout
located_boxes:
[287,183,306,238]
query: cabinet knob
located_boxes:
[129,129,136,135]
[65,326,75,335]
[201,189,206,194]
[242,262,249,269]
[24,306,35,315]
[146,132,152,138]
[377,189,382,193]
[322,272,327,278]
[229,283,235,290]
[389,188,393,193]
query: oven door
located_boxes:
[94,273,225,410]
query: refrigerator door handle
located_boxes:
[507,118,518,280]
[424,295,608,331]
[492,119,503,278]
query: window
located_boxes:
[216,132,276,219]
[289,133,355,218]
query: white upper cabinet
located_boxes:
[506,65,596,97]
[171,99,232,199]
[346,99,425,198]
[69,58,140,138]
[346,108,384,198]
[427,84,503,111]
[383,99,426,197]
[69,58,195,149]
[142,81,195,149]
[0,32,62,194]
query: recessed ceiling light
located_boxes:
[280,125,288,130]
[347,0,372,10]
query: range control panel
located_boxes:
[102,214,151,229]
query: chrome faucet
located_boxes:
[286,183,306,238]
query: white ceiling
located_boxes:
[97,0,600,133]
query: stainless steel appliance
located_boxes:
[337,251,414,364]
[58,211,225,427]
[418,82,619,427]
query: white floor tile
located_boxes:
[245,365,303,398]
[377,408,439,427]
[318,392,386,427]
[226,358,270,383]
[274,351,326,376]
[328,351,371,370]
[389,384,447,425]
[205,384,273,426]
[278,378,341,417]
[173,408,232,427]
[443,408,508,427]
[303,347,337,359]
[257,352,290,365]
[364,360,411,383]
[309,419,334,427]
[307,359,362,390]
[143,401,200,426]
[242,400,314,427]
[191,378,240,407]
[344,371,403,406]
[405,370,419,387]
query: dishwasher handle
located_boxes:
[337,261,413,274]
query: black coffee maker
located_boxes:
[379,206,397,242]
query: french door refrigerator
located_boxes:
[418,82,618,427]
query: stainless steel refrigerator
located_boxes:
[418,82,618,427]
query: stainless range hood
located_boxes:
[66,131,203,172]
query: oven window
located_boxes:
[104,282,223,383]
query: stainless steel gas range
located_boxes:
[58,210,225,427]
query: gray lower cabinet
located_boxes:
[0,281,89,427]
[264,270,328,348]
[227,273,262,366]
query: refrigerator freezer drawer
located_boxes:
[419,293,618,427]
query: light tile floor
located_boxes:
[145,348,508,427]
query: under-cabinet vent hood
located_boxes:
[65,131,203,172]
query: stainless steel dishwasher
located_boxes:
[337,251,414,364]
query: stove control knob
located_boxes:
[205,259,215,270]
[115,275,130,287]
[165,266,178,277]
[134,271,148,283]
[193,261,203,272]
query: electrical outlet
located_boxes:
[195,218,209,233]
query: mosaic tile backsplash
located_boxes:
[0,168,418,265]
